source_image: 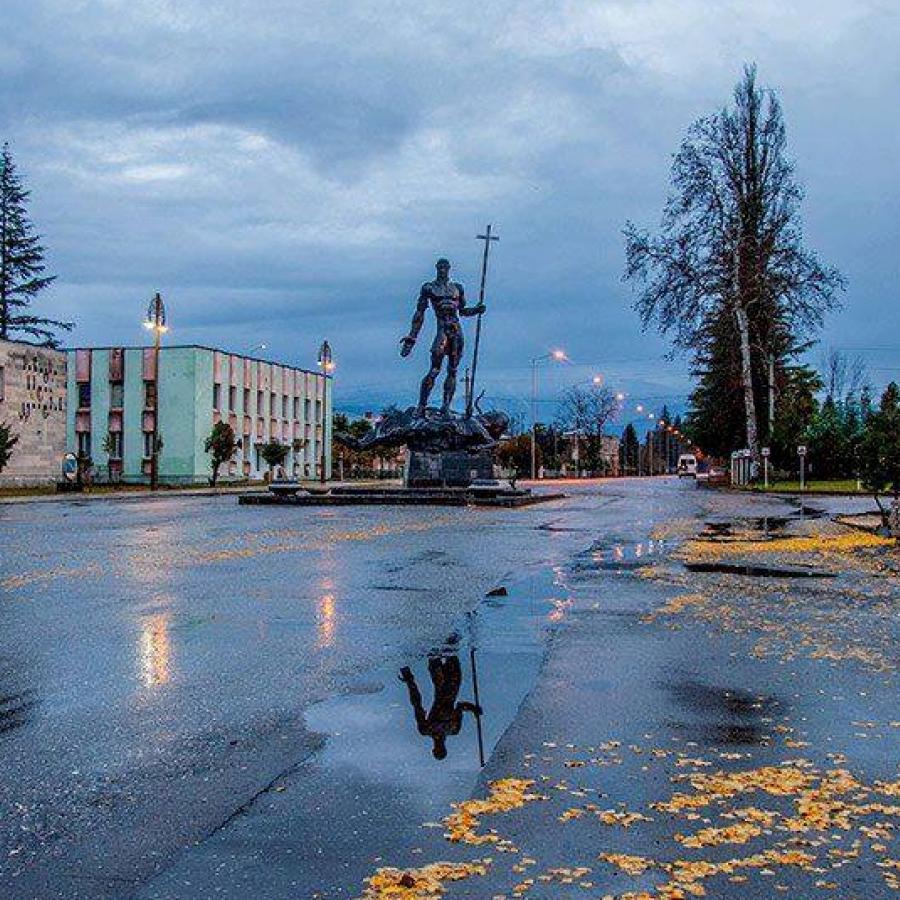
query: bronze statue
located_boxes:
[400,258,485,417]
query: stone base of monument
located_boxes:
[404,448,494,488]
[238,472,564,508]
[239,488,562,508]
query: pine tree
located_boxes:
[0,143,72,345]
[620,423,640,475]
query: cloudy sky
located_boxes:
[3,0,899,419]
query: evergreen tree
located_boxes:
[0,421,19,473]
[0,143,72,345]
[619,423,640,475]
[859,382,900,527]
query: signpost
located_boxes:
[797,445,807,492]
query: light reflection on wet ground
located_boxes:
[1,482,893,899]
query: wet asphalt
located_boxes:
[0,480,894,899]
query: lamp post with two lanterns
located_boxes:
[317,340,335,484]
[143,293,169,491]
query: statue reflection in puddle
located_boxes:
[399,652,483,761]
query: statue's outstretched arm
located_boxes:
[400,288,429,356]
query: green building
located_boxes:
[66,345,331,484]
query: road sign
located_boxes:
[797,445,807,456]
[761,447,770,457]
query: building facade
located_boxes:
[66,345,331,484]
[0,338,68,486]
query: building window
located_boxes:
[292,396,299,419]
[110,382,124,409]
[213,383,221,410]
[143,431,154,458]
[0,365,5,402]
[229,385,237,411]
[270,392,276,417]
[304,398,311,420]
[108,431,123,459]
[145,381,157,409]
[243,388,250,412]
[78,382,91,408]
[282,395,288,418]
[257,390,264,415]
[77,431,91,458]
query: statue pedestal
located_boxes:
[404,448,495,488]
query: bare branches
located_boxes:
[623,65,843,463]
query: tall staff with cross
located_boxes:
[465,224,499,418]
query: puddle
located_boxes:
[685,561,836,578]
[700,516,791,538]
[666,679,780,746]
[304,566,567,818]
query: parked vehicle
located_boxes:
[677,453,698,477]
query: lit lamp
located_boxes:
[317,340,334,484]
[531,349,568,479]
[144,292,168,490]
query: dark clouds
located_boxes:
[3,0,899,414]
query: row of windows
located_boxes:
[75,380,319,421]
[212,383,320,421]
[77,381,158,410]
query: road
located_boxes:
[0,480,896,898]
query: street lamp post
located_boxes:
[317,340,334,484]
[531,349,566,480]
[143,292,168,491]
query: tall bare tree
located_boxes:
[555,384,618,473]
[625,66,842,475]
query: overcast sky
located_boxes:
[3,0,899,419]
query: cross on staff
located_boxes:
[465,224,499,417]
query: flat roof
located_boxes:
[66,343,328,378]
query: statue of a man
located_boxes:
[400,258,485,417]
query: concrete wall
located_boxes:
[0,339,68,486]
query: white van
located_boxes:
[677,453,698,477]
